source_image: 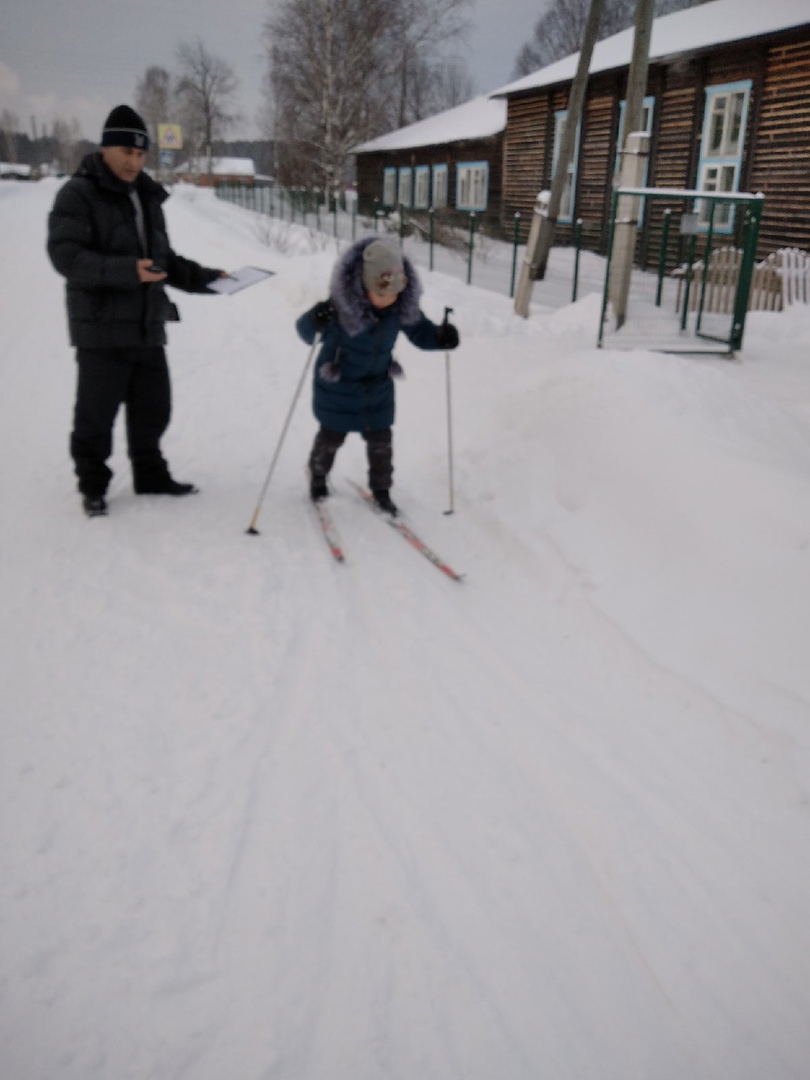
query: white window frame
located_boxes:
[695,81,752,233]
[397,167,412,208]
[414,165,430,209]
[553,110,581,224]
[456,161,489,211]
[432,164,448,208]
[382,167,397,207]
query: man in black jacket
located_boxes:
[47,105,225,517]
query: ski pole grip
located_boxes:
[443,306,453,325]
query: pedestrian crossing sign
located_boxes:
[158,124,183,150]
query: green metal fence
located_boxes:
[214,182,592,304]
[599,187,765,354]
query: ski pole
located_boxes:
[442,306,455,516]
[246,333,321,535]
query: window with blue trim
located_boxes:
[553,111,581,224]
[382,168,397,206]
[456,161,489,211]
[397,167,412,208]
[696,81,751,232]
[414,166,430,209]
[432,164,448,208]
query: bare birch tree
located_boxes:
[52,117,83,174]
[174,39,240,175]
[264,0,473,192]
[135,66,173,170]
[264,0,393,193]
[385,0,473,127]
[1,109,19,162]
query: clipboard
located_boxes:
[207,266,275,295]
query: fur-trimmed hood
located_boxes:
[330,236,423,338]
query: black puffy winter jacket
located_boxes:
[47,152,221,349]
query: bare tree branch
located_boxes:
[174,39,240,173]
[264,0,473,192]
[512,0,714,78]
[134,67,173,169]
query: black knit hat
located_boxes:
[101,105,150,150]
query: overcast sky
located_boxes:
[0,0,548,143]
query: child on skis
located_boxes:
[295,237,459,516]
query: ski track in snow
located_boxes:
[1,180,810,1080]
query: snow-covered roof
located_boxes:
[1,162,32,176]
[177,157,255,176]
[353,96,506,154]
[491,0,810,97]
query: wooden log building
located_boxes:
[493,0,810,267]
[355,0,809,267]
[353,96,506,233]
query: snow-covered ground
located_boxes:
[2,178,810,1080]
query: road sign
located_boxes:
[159,150,174,168]
[158,124,183,150]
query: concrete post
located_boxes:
[513,191,550,318]
[608,131,649,329]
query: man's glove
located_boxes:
[311,300,337,331]
[436,321,460,350]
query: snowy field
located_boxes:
[2,177,810,1080]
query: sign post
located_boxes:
[157,124,183,184]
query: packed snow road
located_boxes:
[1,179,809,1080]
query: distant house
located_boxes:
[1,162,33,180]
[174,156,256,187]
[353,96,507,225]
[490,0,810,261]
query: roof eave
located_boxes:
[490,18,809,101]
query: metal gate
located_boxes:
[598,188,765,355]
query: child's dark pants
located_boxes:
[308,426,393,490]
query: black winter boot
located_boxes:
[134,477,199,495]
[372,489,398,516]
[82,494,108,517]
[310,477,329,501]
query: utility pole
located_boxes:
[622,0,655,151]
[608,0,656,329]
[514,0,605,318]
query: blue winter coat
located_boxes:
[295,238,445,433]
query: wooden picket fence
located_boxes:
[675,246,810,313]
[775,247,810,305]
[750,253,784,311]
